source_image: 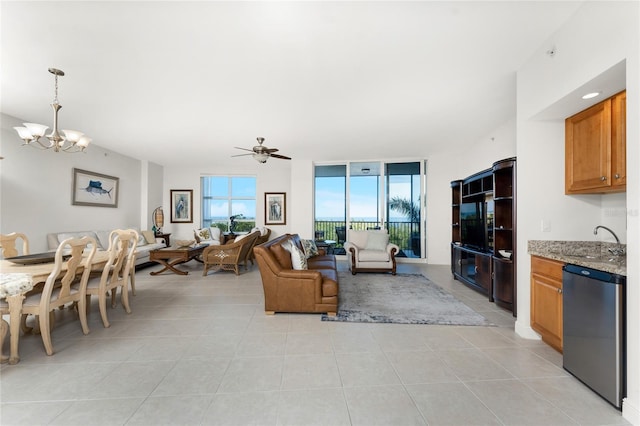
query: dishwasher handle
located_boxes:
[563,264,623,284]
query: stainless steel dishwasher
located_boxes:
[562,264,626,409]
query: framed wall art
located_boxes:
[265,192,286,225]
[72,168,119,208]
[170,189,193,223]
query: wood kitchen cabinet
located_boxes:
[565,90,626,194]
[530,255,564,352]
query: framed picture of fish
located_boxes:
[72,168,119,208]
[170,189,193,223]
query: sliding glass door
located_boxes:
[314,160,425,259]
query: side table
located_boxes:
[155,232,171,246]
[316,239,336,255]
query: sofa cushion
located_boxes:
[301,239,319,259]
[209,227,222,242]
[307,258,336,270]
[349,230,368,248]
[284,240,307,270]
[57,231,103,250]
[270,243,293,270]
[141,230,157,244]
[359,249,390,262]
[365,232,389,251]
[136,233,148,247]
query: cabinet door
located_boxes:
[612,91,626,189]
[460,250,476,283]
[493,258,513,308]
[475,254,492,293]
[452,245,462,276]
[530,272,562,352]
[565,99,611,193]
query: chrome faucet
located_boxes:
[594,225,620,244]
[594,225,625,256]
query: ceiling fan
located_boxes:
[233,137,292,163]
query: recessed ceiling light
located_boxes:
[582,92,601,100]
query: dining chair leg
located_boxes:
[98,293,110,328]
[0,319,8,364]
[78,295,90,335]
[129,268,136,296]
[121,285,131,314]
[38,308,54,356]
[111,288,117,309]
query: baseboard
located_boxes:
[514,319,542,340]
[623,397,640,425]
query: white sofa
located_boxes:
[46,229,166,267]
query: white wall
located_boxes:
[516,2,639,421]
[0,113,162,253]
[426,119,517,265]
[162,162,292,241]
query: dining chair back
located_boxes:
[0,232,29,259]
[18,236,96,355]
[83,229,138,329]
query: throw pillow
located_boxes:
[58,231,103,250]
[365,232,389,251]
[141,230,156,244]
[283,240,308,270]
[195,228,212,242]
[209,227,222,242]
[301,239,319,259]
[137,233,148,247]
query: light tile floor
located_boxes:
[0,261,629,425]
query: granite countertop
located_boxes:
[528,240,627,276]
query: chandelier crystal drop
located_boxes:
[13,68,91,153]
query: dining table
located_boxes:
[0,251,109,364]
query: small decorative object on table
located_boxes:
[175,239,195,248]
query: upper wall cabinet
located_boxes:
[565,90,626,194]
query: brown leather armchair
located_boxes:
[253,234,338,315]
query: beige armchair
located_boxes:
[344,229,399,275]
[202,231,260,275]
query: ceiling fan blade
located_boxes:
[231,153,253,157]
[234,147,254,152]
[270,153,292,160]
[265,148,279,153]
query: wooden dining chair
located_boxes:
[0,232,29,259]
[6,236,96,355]
[83,229,137,329]
[102,228,139,297]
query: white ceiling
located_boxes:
[1,1,584,167]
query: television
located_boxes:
[460,193,493,252]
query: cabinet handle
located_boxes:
[474,266,478,273]
[615,174,620,179]
[601,176,607,181]
[458,259,461,265]
[558,288,563,294]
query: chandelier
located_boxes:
[13,68,91,153]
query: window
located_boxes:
[201,176,256,232]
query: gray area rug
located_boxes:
[321,273,493,326]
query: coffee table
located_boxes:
[149,243,209,275]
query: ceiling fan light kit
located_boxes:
[13,68,91,153]
[233,137,292,163]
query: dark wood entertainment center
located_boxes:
[451,157,517,316]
